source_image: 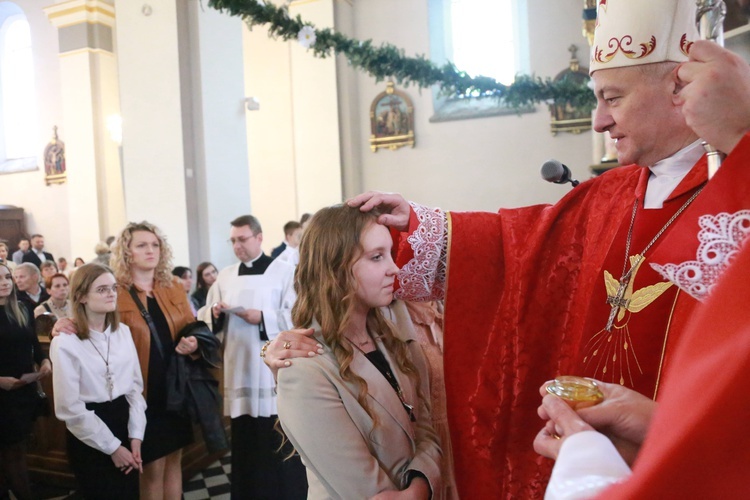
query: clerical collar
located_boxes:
[33,248,45,257]
[241,253,263,268]
[645,140,704,209]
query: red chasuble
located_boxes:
[596,225,750,499]
[393,152,723,498]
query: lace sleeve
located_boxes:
[394,202,448,302]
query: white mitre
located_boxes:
[590,0,700,74]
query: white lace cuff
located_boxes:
[394,202,447,302]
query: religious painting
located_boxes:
[369,82,415,152]
[549,45,592,136]
[43,126,66,185]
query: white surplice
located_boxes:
[201,258,296,418]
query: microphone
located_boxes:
[541,159,580,187]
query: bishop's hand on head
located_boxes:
[347,191,411,232]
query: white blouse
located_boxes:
[50,323,147,456]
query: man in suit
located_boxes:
[22,234,54,268]
[14,262,49,308]
[201,215,306,499]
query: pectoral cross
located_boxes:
[105,367,114,401]
[605,278,630,331]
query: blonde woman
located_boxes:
[276,206,442,499]
[110,222,197,500]
[50,264,146,499]
[0,242,16,271]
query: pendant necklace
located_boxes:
[88,332,114,401]
[605,184,706,332]
[349,336,416,422]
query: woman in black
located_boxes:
[0,262,52,500]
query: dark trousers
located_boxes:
[230,415,307,500]
[66,396,139,500]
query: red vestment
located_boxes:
[596,218,750,499]
[393,135,750,498]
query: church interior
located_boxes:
[2,0,750,497]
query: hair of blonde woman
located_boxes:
[292,204,420,424]
[69,263,120,341]
[0,262,28,328]
[44,272,69,290]
[110,221,174,288]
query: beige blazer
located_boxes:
[277,323,443,500]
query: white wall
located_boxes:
[351,0,593,212]
[0,0,70,260]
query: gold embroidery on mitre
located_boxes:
[594,35,657,64]
[583,255,673,387]
[680,34,694,57]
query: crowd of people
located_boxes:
[2,1,750,499]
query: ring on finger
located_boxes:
[283,341,292,350]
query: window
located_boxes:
[429,0,531,121]
[449,0,525,85]
[0,2,38,170]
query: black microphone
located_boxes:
[541,159,580,187]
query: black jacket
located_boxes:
[166,321,228,453]
[22,250,54,268]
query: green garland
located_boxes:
[208,0,596,111]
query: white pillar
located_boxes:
[115,0,191,263]
[185,2,250,269]
[44,0,124,260]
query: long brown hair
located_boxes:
[195,262,217,292]
[0,263,28,328]
[69,263,120,341]
[292,205,420,423]
[111,221,174,288]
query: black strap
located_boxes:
[128,287,166,360]
[43,303,52,313]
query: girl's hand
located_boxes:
[37,359,52,379]
[111,445,139,474]
[130,439,143,473]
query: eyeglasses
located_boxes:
[93,284,119,296]
[228,235,257,245]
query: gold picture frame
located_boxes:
[369,82,415,152]
[549,45,592,136]
[43,126,66,185]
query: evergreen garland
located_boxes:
[208,0,596,111]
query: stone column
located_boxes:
[44,0,125,259]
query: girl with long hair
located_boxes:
[276,206,442,499]
[190,262,218,310]
[0,262,52,499]
[50,264,146,499]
